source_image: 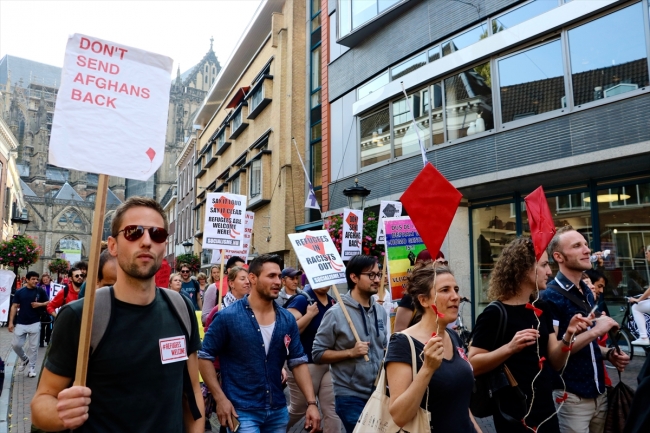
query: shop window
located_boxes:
[597,181,650,301]
[392,89,430,157]
[360,106,391,167]
[391,53,427,81]
[444,62,493,141]
[568,2,649,106]
[472,203,516,308]
[358,72,389,100]
[492,0,558,33]
[498,39,565,123]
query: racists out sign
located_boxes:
[341,209,363,259]
[212,211,255,264]
[203,193,247,250]
[376,201,403,244]
[49,34,173,180]
[383,216,426,300]
[288,231,347,289]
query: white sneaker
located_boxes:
[631,337,650,346]
[17,357,28,372]
[28,367,36,378]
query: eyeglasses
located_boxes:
[117,225,168,243]
[360,272,383,280]
[436,260,449,266]
[72,274,83,279]
[180,270,190,274]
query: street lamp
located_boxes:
[342,178,371,211]
[182,240,193,254]
[55,249,63,259]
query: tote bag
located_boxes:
[354,333,430,433]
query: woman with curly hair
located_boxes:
[385,263,482,432]
[468,238,590,432]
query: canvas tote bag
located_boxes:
[354,333,430,433]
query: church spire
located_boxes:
[209,36,214,52]
[175,65,182,86]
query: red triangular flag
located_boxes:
[524,186,556,260]
[400,163,462,256]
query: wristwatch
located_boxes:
[307,401,318,406]
[561,333,576,346]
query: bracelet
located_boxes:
[307,401,318,406]
[561,334,574,346]
[605,348,614,361]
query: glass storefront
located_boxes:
[470,178,650,321]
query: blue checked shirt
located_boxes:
[198,295,307,410]
[540,271,605,398]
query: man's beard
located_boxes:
[72,279,82,288]
[119,255,161,280]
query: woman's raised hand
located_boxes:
[422,335,444,373]
[507,329,539,354]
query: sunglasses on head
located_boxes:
[117,225,168,243]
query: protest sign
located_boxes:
[341,209,363,259]
[376,201,402,244]
[203,193,247,250]
[49,34,173,180]
[0,270,14,321]
[211,211,255,263]
[288,231,346,289]
[50,283,66,301]
[60,238,82,265]
[383,216,427,300]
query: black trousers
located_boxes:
[40,321,52,346]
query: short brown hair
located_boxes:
[110,196,168,237]
[547,224,575,261]
[406,262,454,314]
[488,237,536,302]
[227,266,248,282]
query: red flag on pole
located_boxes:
[400,163,462,256]
[524,186,556,260]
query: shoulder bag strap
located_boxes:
[548,285,591,314]
[402,333,430,410]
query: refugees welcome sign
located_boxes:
[202,193,247,249]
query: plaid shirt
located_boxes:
[540,271,605,398]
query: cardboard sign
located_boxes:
[288,230,346,289]
[341,209,363,259]
[211,211,255,263]
[49,34,173,180]
[383,217,427,300]
[203,193,247,250]
[376,201,403,244]
[0,270,14,321]
[50,283,66,300]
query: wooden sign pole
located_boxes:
[74,174,109,386]
[331,284,369,362]
[217,249,225,309]
[378,254,388,302]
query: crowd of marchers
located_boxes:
[5,197,645,432]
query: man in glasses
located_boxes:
[46,267,83,319]
[179,264,202,311]
[32,197,204,433]
[9,270,49,378]
[312,255,388,433]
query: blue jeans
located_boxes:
[228,407,288,433]
[335,395,368,433]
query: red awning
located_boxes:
[226,86,251,109]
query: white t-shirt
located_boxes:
[260,322,276,356]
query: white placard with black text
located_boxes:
[288,231,346,289]
[341,209,363,259]
[203,193,247,250]
[211,211,255,263]
[376,201,403,244]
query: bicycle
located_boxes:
[455,297,472,351]
[606,295,650,365]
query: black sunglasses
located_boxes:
[117,225,168,243]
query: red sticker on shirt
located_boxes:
[457,347,472,370]
[284,334,291,348]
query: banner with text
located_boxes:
[288,231,346,289]
[60,238,82,265]
[341,208,363,259]
[211,211,255,263]
[0,270,14,321]
[376,201,403,244]
[49,34,173,180]
[203,193,247,250]
[383,216,426,300]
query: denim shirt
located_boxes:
[198,295,307,411]
[540,271,605,398]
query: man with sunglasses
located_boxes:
[179,264,202,311]
[312,255,387,433]
[47,267,83,319]
[32,197,204,433]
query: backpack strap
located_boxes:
[158,288,192,339]
[90,287,113,354]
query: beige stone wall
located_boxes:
[196,0,306,267]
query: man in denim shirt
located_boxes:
[541,226,629,433]
[199,254,321,433]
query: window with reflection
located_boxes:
[391,53,427,81]
[340,0,403,37]
[428,45,440,63]
[597,181,650,301]
[393,88,431,158]
[311,46,322,108]
[498,39,565,123]
[430,82,444,145]
[250,159,261,198]
[492,0,558,33]
[442,24,488,56]
[358,72,389,99]
[444,62,493,140]
[568,2,649,106]
[360,107,391,167]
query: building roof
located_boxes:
[54,182,84,201]
[0,55,62,89]
[19,179,37,197]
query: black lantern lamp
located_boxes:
[342,178,371,210]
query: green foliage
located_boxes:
[326,211,384,260]
[175,253,200,273]
[48,258,70,274]
[0,235,42,269]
